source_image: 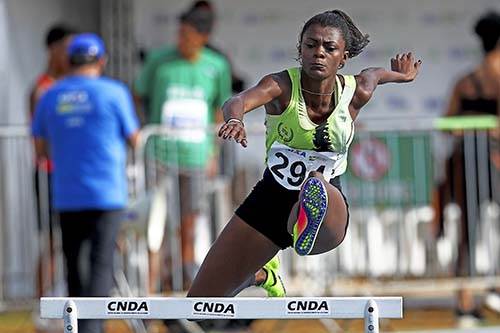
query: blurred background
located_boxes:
[1,0,500,332]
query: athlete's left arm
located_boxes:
[350,52,421,114]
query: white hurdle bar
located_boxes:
[41,296,402,333]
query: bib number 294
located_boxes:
[270,152,327,187]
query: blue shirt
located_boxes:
[32,75,139,211]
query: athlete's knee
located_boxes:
[308,171,325,180]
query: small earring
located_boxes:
[338,63,344,69]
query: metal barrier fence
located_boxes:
[0,126,39,306]
[129,117,499,297]
[1,118,499,306]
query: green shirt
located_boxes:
[134,46,232,168]
[265,67,356,189]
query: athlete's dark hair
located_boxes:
[191,0,213,12]
[474,11,500,54]
[297,10,369,59]
[179,6,214,34]
[45,24,75,48]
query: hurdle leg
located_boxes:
[63,300,78,333]
[364,299,379,333]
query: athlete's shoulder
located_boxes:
[201,46,226,61]
[453,71,478,93]
[35,74,55,89]
[339,74,356,88]
[42,77,68,95]
[144,46,178,65]
[285,67,300,75]
[95,77,131,95]
[201,47,230,69]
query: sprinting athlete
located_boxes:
[187,9,421,298]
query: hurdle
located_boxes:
[41,296,402,333]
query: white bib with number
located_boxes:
[161,99,208,142]
[267,141,346,190]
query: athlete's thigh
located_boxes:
[287,173,348,255]
[313,183,348,253]
[187,215,280,297]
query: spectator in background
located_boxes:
[30,24,75,116]
[136,1,245,94]
[188,0,247,183]
[29,23,75,301]
[134,5,232,290]
[32,33,139,333]
[190,0,246,93]
[435,11,500,328]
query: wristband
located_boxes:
[226,118,244,127]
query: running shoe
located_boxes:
[260,255,286,297]
[293,177,328,256]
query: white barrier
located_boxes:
[41,296,402,333]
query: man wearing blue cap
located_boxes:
[32,33,139,333]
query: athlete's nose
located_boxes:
[313,46,326,58]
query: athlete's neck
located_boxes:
[70,65,101,77]
[180,49,202,63]
[483,49,500,76]
[300,72,336,99]
[46,63,65,80]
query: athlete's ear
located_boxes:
[339,51,349,69]
[98,56,108,73]
[200,33,210,46]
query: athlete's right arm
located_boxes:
[218,73,286,147]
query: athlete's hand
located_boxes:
[218,119,247,148]
[390,52,421,82]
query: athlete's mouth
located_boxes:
[310,63,326,70]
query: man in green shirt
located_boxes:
[134,6,232,290]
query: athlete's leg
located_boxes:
[187,215,280,297]
[179,173,198,289]
[288,171,348,255]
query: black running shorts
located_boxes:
[235,168,349,249]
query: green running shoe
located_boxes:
[260,256,286,297]
[293,177,328,256]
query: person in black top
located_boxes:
[435,11,500,327]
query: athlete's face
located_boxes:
[177,22,208,61]
[300,24,349,80]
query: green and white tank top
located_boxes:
[265,67,356,190]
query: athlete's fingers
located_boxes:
[220,125,237,139]
[407,52,413,62]
[391,57,397,68]
[220,128,232,139]
[234,128,247,143]
[225,126,243,141]
[218,123,229,137]
[240,138,248,148]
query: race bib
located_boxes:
[267,142,345,190]
[161,99,208,142]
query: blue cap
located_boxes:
[67,33,105,58]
